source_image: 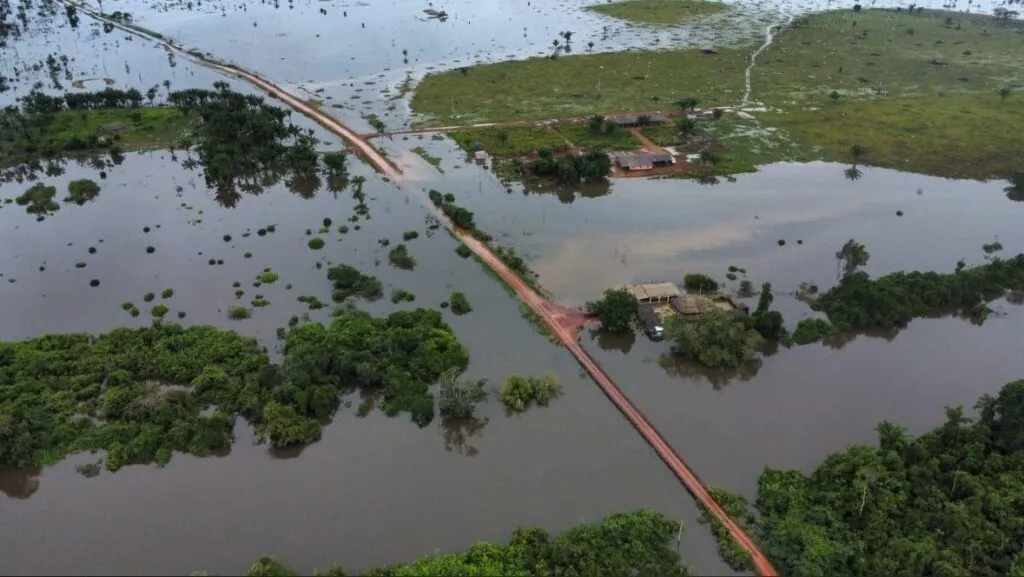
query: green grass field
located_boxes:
[414,9,1024,180]
[751,10,1024,107]
[554,122,641,151]
[586,0,728,26]
[447,126,569,157]
[411,48,748,127]
[2,107,189,167]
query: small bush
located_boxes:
[390,288,416,303]
[455,244,472,258]
[449,292,472,315]
[150,304,169,318]
[177,311,186,319]
[388,244,416,270]
[323,217,332,227]
[143,292,155,302]
[308,237,326,250]
[75,262,87,268]
[223,235,232,242]
[227,306,251,320]
[121,302,134,311]
[89,279,100,287]
[128,307,140,317]
[259,270,279,283]
[145,246,155,254]
[251,297,271,308]
[244,252,252,258]
[161,288,174,299]
[500,371,563,412]
[403,230,419,241]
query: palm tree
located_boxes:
[587,41,594,51]
[849,144,865,163]
[675,116,698,137]
[829,90,840,104]
[999,86,1012,103]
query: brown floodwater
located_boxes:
[3,4,1024,576]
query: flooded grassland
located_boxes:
[3,0,1024,575]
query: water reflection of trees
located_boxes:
[518,178,611,204]
[590,327,636,355]
[442,416,488,457]
[0,467,41,500]
[657,353,763,390]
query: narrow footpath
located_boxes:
[65,4,778,574]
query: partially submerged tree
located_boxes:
[664,310,764,369]
[437,368,487,420]
[835,238,870,278]
[587,288,638,332]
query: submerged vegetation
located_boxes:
[0,88,186,170]
[0,304,471,470]
[210,510,691,576]
[500,371,564,412]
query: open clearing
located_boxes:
[412,9,1024,180]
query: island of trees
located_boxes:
[0,298,470,470]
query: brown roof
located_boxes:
[623,282,680,301]
[672,295,717,316]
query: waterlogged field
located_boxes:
[3,0,1024,575]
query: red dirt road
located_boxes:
[69,4,777,574]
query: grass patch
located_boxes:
[745,9,1024,179]
[412,48,747,126]
[2,107,188,168]
[410,146,444,171]
[752,10,1024,108]
[760,93,1024,179]
[587,0,728,26]
[554,122,640,151]
[447,126,568,157]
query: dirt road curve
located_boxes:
[66,4,778,574]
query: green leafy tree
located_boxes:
[684,273,718,293]
[664,311,764,369]
[835,238,870,278]
[587,288,638,332]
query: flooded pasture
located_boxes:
[1,0,1023,575]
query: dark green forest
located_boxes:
[741,379,1024,577]
[0,307,467,470]
[201,509,691,576]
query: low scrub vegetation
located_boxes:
[500,371,563,411]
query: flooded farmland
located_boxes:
[2,0,1023,575]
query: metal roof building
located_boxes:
[622,282,680,302]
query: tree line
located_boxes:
[735,378,1024,577]
[196,509,691,576]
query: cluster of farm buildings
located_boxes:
[622,282,749,340]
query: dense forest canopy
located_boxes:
[0,307,468,470]
[811,252,1024,334]
[207,510,692,576]
[748,379,1024,577]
